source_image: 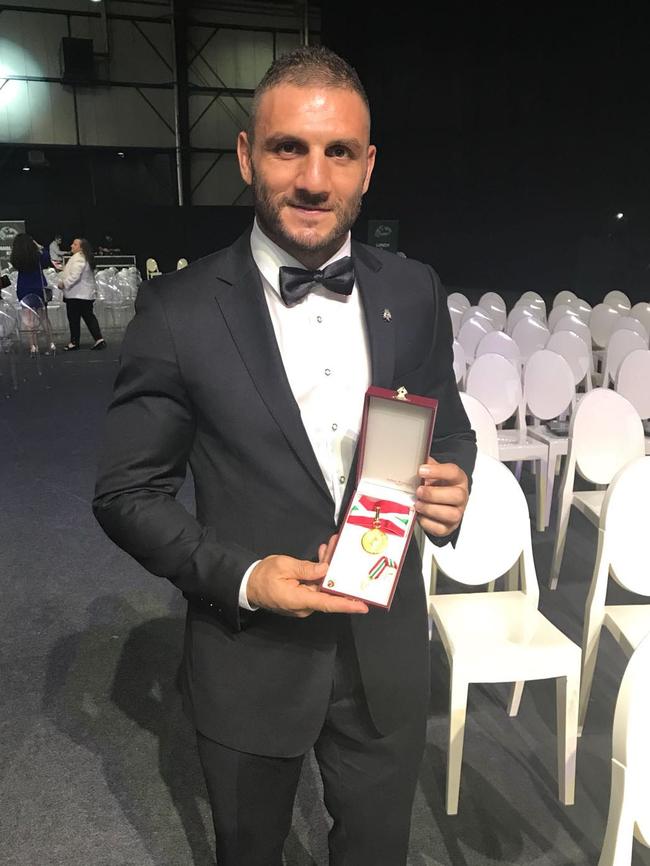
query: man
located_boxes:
[49,233,65,270]
[93,45,476,865]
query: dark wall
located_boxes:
[321,2,650,302]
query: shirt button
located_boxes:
[316,315,323,323]
[331,423,338,431]
[324,368,331,376]
[339,475,346,484]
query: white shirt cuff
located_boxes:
[239,560,261,610]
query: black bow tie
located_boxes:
[278,256,355,307]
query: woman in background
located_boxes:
[59,237,105,351]
[10,232,54,354]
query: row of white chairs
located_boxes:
[422,449,650,866]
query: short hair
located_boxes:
[248,45,370,139]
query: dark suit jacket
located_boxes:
[93,231,476,757]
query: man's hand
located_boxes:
[415,457,469,537]
[246,549,368,618]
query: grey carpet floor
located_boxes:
[1,339,648,866]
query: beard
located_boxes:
[250,165,364,257]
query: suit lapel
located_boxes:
[353,241,395,389]
[213,234,333,506]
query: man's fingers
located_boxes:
[295,587,368,615]
[419,460,468,486]
[416,484,467,507]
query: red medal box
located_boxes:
[321,386,438,609]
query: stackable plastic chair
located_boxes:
[579,457,650,737]
[596,329,647,389]
[546,329,593,392]
[548,303,577,332]
[591,303,622,349]
[457,315,494,362]
[603,290,631,314]
[478,291,507,330]
[519,290,545,306]
[474,330,521,366]
[429,453,581,815]
[460,305,496,330]
[612,315,649,344]
[452,339,467,389]
[447,291,470,312]
[616,349,650,454]
[630,302,650,338]
[597,631,650,866]
[525,350,576,528]
[506,305,537,335]
[548,389,645,590]
[511,315,551,363]
[553,312,592,344]
[146,258,161,279]
[465,352,548,529]
[176,257,188,269]
[568,298,593,322]
[554,290,579,308]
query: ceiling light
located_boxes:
[616,212,624,220]
[22,165,30,172]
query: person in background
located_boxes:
[97,234,120,255]
[58,237,106,351]
[10,232,55,354]
[49,234,66,270]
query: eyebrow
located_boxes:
[264,133,364,153]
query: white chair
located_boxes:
[447,291,470,312]
[466,353,548,530]
[553,313,592,345]
[452,339,467,389]
[546,329,593,392]
[478,291,507,331]
[597,329,647,389]
[519,290,545,305]
[448,302,464,339]
[597,631,650,866]
[176,257,188,269]
[429,453,580,815]
[548,389,645,590]
[603,290,631,314]
[612,315,649,344]
[579,456,650,736]
[457,315,494,362]
[616,349,650,454]
[460,305,496,330]
[474,329,521,366]
[554,289,579,308]
[525,350,576,529]
[568,298,593,322]
[591,303,622,349]
[548,303,577,332]
[146,258,161,279]
[506,304,542,336]
[510,315,550,363]
[630,302,650,339]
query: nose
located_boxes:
[295,151,331,199]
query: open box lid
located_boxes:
[356,386,438,496]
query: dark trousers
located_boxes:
[197,623,427,866]
[65,298,102,345]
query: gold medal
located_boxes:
[361,504,388,553]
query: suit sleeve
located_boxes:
[424,265,477,547]
[92,281,256,631]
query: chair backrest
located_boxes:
[608,630,650,848]
[545,329,591,387]
[475,329,520,363]
[506,304,543,335]
[430,453,539,599]
[452,339,466,386]
[457,315,494,361]
[478,291,506,313]
[590,303,621,348]
[524,349,575,421]
[567,298,592,322]
[146,258,161,279]
[616,349,650,420]
[553,313,592,347]
[177,257,188,269]
[511,315,551,361]
[459,392,499,458]
[601,328,648,387]
[466,352,523,426]
[613,315,649,344]
[603,289,631,313]
[553,289,579,308]
[568,388,645,485]
[447,291,470,311]
[519,290,544,305]
[548,303,576,332]
[631,302,650,338]
[460,305,496,329]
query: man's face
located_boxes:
[237,83,376,268]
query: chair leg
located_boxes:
[431,558,439,595]
[505,559,519,591]
[549,495,573,590]
[578,624,604,736]
[535,457,547,533]
[597,760,635,866]
[556,670,579,805]
[447,670,469,815]
[507,681,525,716]
[544,451,560,529]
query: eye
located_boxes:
[275,140,299,155]
[329,144,350,158]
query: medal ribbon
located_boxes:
[347,495,410,536]
[368,556,398,581]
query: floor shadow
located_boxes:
[43,594,214,866]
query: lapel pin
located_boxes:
[382,308,392,322]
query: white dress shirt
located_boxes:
[239,219,371,608]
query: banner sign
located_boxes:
[0,220,25,269]
[367,219,399,253]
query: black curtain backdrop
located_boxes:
[320,1,650,301]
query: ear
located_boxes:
[237,131,253,186]
[362,144,377,194]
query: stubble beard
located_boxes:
[250,165,364,260]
